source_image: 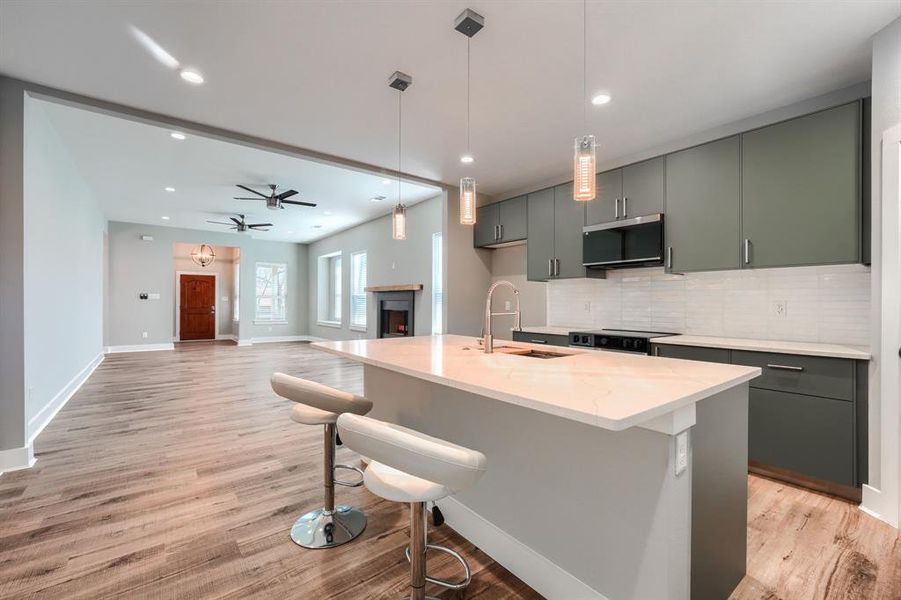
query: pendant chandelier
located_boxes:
[573,0,596,202]
[388,71,411,240]
[191,244,216,267]
[455,9,484,225]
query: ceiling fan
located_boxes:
[207,214,272,232]
[234,184,317,210]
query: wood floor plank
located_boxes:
[0,341,897,600]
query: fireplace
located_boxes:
[375,291,415,338]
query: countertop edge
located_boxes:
[652,335,871,360]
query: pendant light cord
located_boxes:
[397,89,402,206]
[583,0,587,130]
[467,37,471,155]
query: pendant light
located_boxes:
[191,244,216,267]
[388,71,412,240]
[455,9,484,225]
[573,0,596,202]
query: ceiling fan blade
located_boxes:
[248,223,273,228]
[277,189,299,200]
[234,197,263,201]
[236,184,269,198]
[249,226,270,231]
[229,216,243,225]
[281,199,318,207]
[206,220,233,225]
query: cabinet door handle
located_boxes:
[654,346,660,356]
[547,259,553,277]
[615,198,620,219]
[554,258,560,276]
[666,246,673,269]
[530,339,548,344]
[743,239,751,265]
[499,224,504,240]
[622,197,628,218]
[766,364,804,372]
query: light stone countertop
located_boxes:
[312,334,760,432]
[653,335,871,360]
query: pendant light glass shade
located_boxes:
[573,135,597,201]
[460,177,476,225]
[392,203,407,240]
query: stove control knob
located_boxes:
[572,334,580,344]
[599,337,608,346]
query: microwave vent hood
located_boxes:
[582,213,664,269]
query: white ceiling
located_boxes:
[34,98,441,243]
[2,1,899,197]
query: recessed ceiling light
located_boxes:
[179,69,204,84]
[591,93,612,106]
[381,178,392,185]
[313,224,322,229]
[161,216,170,220]
[460,154,474,164]
[164,186,175,192]
[170,131,186,140]
[370,195,386,203]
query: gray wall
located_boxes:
[307,194,443,340]
[108,222,308,346]
[0,77,26,455]
[23,94,105,432]
[868,16,901,489]
[489,244,547,341]
[445,187,493,336]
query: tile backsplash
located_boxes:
[547,264,871,346]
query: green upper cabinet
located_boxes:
[473,195,528,248]
[526,188,555,280]
[553,183,586,279]
[497,195,528,243]
[741,102,861,268]
[586,169,621,225]
[665,136,742,272]
[621,157,665,219]
[473,203,499,247]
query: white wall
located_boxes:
[864,15,901,528]
[22,95,105,439]
[489,244,547,341]
[307,195,443,340]
[108,222,308,346]
[173,243,237,337]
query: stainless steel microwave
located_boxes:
[582,214,664,270]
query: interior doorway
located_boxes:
[177,273,217,341]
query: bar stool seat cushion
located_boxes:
[364,461,450,503]
[337,414,487,494]
[290,403,338,425]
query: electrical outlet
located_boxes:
[141,331,149,339]
[675,431,689,475]
[771,300,787,319]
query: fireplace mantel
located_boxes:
[365,284,423,292]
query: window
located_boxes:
[233,261,240,321]
[431,232,443,334]
[350,251,367,330]
[317,251,342,326]
[255,262,287,323]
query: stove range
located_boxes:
[568,329,675,355]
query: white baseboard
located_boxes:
[27,352,104,444]
[436,496,608,600]
[236,339,253,347]
[861,484,898,528]
[106,343,175,353]
[0,444,35,475]
[216,334,237,341]
[249,335,324,344]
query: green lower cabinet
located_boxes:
[741,101,861,268]
[665,136,742,272]
[749,388,854,487]
[652,344,731,364]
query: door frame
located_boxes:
[175,271,220,342]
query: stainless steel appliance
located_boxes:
[568,329,674,355]
[582,214,664,270]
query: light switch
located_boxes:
[149,293,161,300]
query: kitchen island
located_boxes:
[312,334,760,600]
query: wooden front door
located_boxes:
[179,274,216,341]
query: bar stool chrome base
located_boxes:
[290,505,367,549]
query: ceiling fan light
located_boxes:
[460,177,476,225]
[392,204,407,240]
[573,135,596,201]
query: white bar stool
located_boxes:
[270,373,373,549]
[337,413,488,600]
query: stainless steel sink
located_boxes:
[494,347,570,359]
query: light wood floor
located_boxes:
[0,342,898,600]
